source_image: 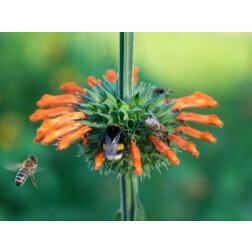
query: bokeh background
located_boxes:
[0,32,252,221]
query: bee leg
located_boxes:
[124,133,131,150]
[123,137,128,150]
[30,171,37,188]
[167,140,171,146]
[99,132,106,152]
[165,138,171,146]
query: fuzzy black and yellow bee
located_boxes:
[15,155,38,188]
[101,124,127,161]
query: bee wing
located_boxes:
[105,133,120,158]
[4,162,23,172]
[144,117,159,129]
[33,166,47,173]
[5,162,47,173]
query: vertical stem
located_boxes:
[118,32,136,221]
[118,32,134,99]
[118,32,124,100]
[120,173,128,221]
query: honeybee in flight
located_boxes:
[144,116,168,139]
[101,124,127,161]
[15,155,38,188]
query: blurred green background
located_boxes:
[0,32,252,221]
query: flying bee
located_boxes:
[153,87,174,96]
[101,124,127,161]
[144,116,168,139]
[15,155,38,188]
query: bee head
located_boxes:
[106,124,122,135]
[154,87,165,94]
[29,155,37,163]
[163,132,169,138]
[104,124,125,144]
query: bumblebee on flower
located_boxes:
[30,67,223,177]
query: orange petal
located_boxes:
[60,82,87,95]
[34,111,86,142]
[40,111,86,130]
[57,126,92,150]
[30,107,75,122]
[147,135,180,165]
[94,152,106,170]
[133,66,139,75]
[172,92,218,111]
[133,75,138,85]
[81,136,92,146]
[129,139,143,176]
[37,94,83,108]
[164,99,174,103]
[176,112,224,127]
[168,134,199,156]
[41,122,83,145]
[105,69,117,83]
[86,76,101,87]
[33,135,44,143]
[133,66,139,86]
[174,126,217,143]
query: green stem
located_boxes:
[118,32,136,221]
[120,174,128,221]
[119,175,138,221]
[118,32,134,99]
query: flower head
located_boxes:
[30,67,223,177]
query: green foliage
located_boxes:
[155,102,175,117]
[1,33,252,221]
[113,209,122,221]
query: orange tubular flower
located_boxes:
[168,134,200,157]
[172,92,218,111]
[33,111,86,142]
[147,135,180,165]
[133,66,139,85]
[30,107,75,122]
[129,139,143,175]
[174,126,217,144]
[37,94,83,108]
[94,152,106,170]
[57,126,92,150]
[105,69,117,83]
[40,111,86,130]
[164,98,173,103]
[41,122,83,145]
[81,136,92,146]
[176,112,224,127]
[60,82,87,95]
[86,76,101,87]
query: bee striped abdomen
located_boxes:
[15,168,29,186]
[103,143,124,151]
[103,143,124,160]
